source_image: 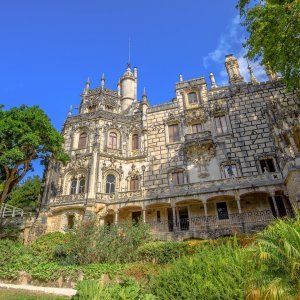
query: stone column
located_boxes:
[271,194,280,217]
[235,195,245,233]
[114,210,119,224]
[202,200,209,232]
[142,209,146,223]
[171,204,177,232]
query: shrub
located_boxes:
[246,215,300,299]
[137,241,189,264]
[148,242,251,299]
[73,278,156,300]
[71,220,151,264]
[30,232,74,262]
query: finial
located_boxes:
[143,87,146,96]
[117,79,121,96]
[142,87,148,105]
[209,73,218,89]
[224,54,244,84]
[84,77,90,95]
[68,105,73,117]
[179,74,183,82]
[134,67,137,78]
[101,73,105,89]
[247,62,259,84]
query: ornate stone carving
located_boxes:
[185,108,206,124]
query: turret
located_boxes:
[120,64,136,111]
[225,54,244,84]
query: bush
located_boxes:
[71,220,151,264]
[148,242,251,299]
[137,241,189,264]
[73,278,156,300]
[30,232,74,262]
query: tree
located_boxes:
[6,176,42,211]
[237,0,300,90]
[0,105,69,204]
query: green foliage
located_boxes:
[148,241,250,299]
[0,223,21,240]
[246,215,300,299]
[0,105,69,203]
[7,176,41,211]
[73,278,156,300]
[137,241,189,264]
[237,0,300,90]
[71,220,151,264]
[30,232,74,262]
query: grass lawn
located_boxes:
[0,289,68,300]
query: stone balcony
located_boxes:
[50,194,88,205]
[96,190,143,203]
[184,131,213,145]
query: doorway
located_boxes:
[178,206,189,231]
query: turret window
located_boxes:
[108,132,118,149]
[132,134,139,150]
[78,132,87,149]
[106,174,116,193]
[168,124,180,143]
[259,158,276,173]
[187,92,198,104]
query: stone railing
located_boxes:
[50,193,87,205]
[96,190,143,203]
[145,173,283,199]
[147,102,178,113]
[184,131,213,144]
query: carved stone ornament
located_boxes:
[102,157,123,176]
[164,112,181,125]
[185,108,206,125]
[127,164,141,179]
[66,155,89,170]
[186,143,216,178]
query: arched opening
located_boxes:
[78,132,87,149]
[130,176,139,191]
[70,178,77,195]
[78,178,86,194]
[106,174,116,193]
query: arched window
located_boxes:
[70,179,77,194]
[130,176,139,191]
[172,171,184,185]
[187,92,197,104]
[108,132,118,149]
[106,174,116,193]
[78,132,87,149]
[78,178,86,193]
[132,134,139,150]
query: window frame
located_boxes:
[168,124,180,143]
[108,132,118,149]
[172,171,184,185]
[78,132,88,149]
[216,202,229,220]
[132,134,139,150]
[78,178,86,194]
[223,164,238,178]
[187,92,198,104]
[106,174,116,194]
[192,123,202,134]
[130,176,139,191]
[70,179,77,195]
[259,158,276,173]
[214,115,228,135]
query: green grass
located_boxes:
[0,289,68,300]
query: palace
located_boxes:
[40,54,300,239]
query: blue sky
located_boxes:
[0,0,266,178]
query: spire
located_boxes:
[247,63,259,84]
[141,87,149,105]
[83,77,90,95]
[179,74,183,82]
[68,105,73,117]
[117,79,121,96]
[225,54,244,84]
[209,73,218,89]
[101,73,105,90]
[264,63,279,81]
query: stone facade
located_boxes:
[41,55,300,239]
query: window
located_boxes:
[260,158,276,173]
[224,164,238,178]
[88,105,96,112]
[187,92,197,104]
[130,176,139,191]
[78,132,87,149]
[214,116,228,135]
[157,211,161,222]
[70,179,77,195]
[192,123,202,133]
[217,202,229,220]
[108,132,118,149]
[168,124,180,143]
[67,215,75,229]
[132,134,139,150]
[106,174,116,193]
[78,178,86,193]
[172,171,184,185]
